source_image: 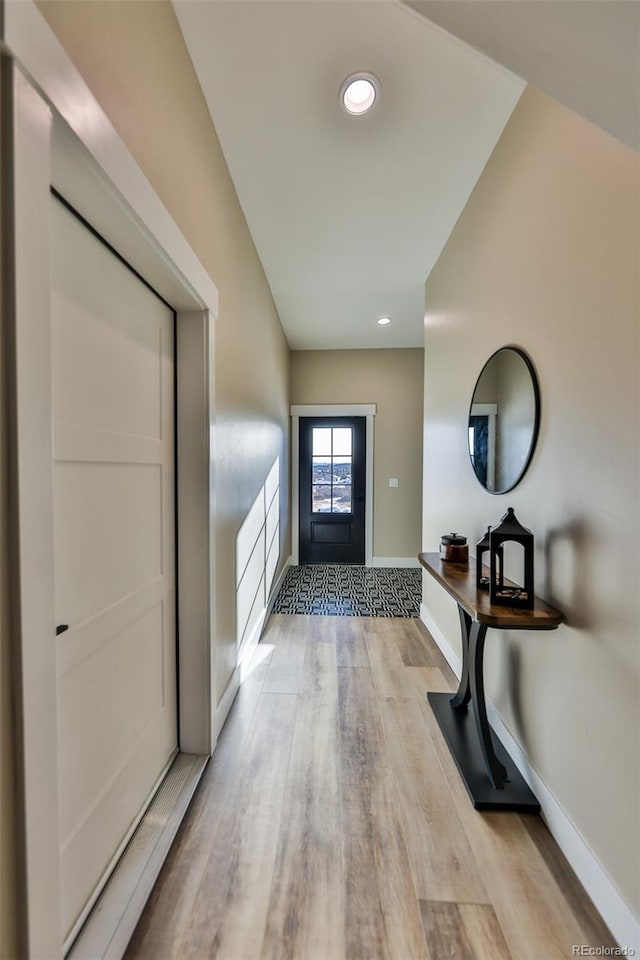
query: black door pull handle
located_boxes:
[56,624,69,636]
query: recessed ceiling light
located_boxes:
[340,72,379,116]
[377,317,392,326]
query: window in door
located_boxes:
[312,427,352,514]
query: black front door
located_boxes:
[299,417,366,564]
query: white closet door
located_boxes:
[50,196,177,941]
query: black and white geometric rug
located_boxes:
[271,564,422,618]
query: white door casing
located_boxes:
[51,197,178,942]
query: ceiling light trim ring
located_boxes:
[340,72,380,116]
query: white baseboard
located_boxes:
[285,557,420,569]
[213,667,240,744]
[420,602,463,674]
[420,602,640,954]
[214,611,265,741]
[266,555,292,614]
[214,556,292,741]
[372,556,421,568]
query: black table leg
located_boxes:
[421,560,541,810]
[450,606,472,710]
[468,622,508,789]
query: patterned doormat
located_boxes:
[271,564,421,618]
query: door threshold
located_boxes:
[66,752,207,960]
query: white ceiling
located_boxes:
[174,1,524,349]
[407,1,640,154]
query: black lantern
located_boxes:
[489,508,534,609]
[476,526,503,591]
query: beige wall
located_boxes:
[291,349,423,559]
[423,86,639,918]
[35,1,291,707]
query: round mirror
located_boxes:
[468,346,540,494]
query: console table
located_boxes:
[418,552,563,813]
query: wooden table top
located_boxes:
[418,552,563,630]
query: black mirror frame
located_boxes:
[468,345,541,495]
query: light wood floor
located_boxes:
[126,615,614,960]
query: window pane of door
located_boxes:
[312,459,331,484]
[332,456,352,484]
[312,485,332,512]
[310,426,354,514]
[332,485,352,512]
[312,428,332,456]
[332,428,352,456]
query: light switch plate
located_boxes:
[388,478,399,488]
